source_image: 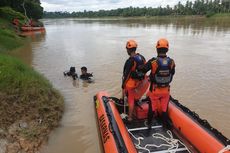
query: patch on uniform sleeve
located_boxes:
[96,99,100,109]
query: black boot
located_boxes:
[147,111,155,129]
[162,112,172,129]
[147,98,153,129]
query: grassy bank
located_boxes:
[115,13,230,20]
[0,7,64,153]
[0,7,25,52]
[0,54,64,152]
[0,19,25,52]
[211,13,230,18]
[60,14,230,24]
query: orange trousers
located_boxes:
[125,77,149,117]
[147,87,170,113]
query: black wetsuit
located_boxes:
[64,67,78,80]
[80,73,93,80]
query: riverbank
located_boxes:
[94,14,230,20]
[0,55,64,153]
[0,18,25,52]
[0,8,64,153]
[43,14,230,25]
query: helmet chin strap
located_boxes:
[129,51,136,57]
[127,49,132,56]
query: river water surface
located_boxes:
[12,18,230,153]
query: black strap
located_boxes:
[146,97,153,129]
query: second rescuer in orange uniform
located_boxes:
[140,38,175,127]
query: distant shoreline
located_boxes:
[42,14,230,20]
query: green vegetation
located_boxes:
[0,54,64,140]
[0,0,43,19]
[43,0,230,18]
[0,27,24,52]
[0,7,25,21]
[0,46,64,152]
[0,18,24,52]
[0,7,26,52]
[211,12,230,17]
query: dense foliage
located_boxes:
[0,0,43,19]
[0,7,25,21]
[43,0,230,18]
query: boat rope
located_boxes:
[127,130,150,152]
[218,145,230,153]
[128,129,191,153]
[147,131,191,153]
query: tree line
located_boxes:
[0,0,43,19]
[43,0,230,18]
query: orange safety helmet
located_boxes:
[126,40,137,49]
[156,38,169,49]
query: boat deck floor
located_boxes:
[124,119,190,153]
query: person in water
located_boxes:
[140,38,175,128]
[122,40,149,122]
[63,66,78,80]
[80,66,93,80]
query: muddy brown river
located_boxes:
[12,18,230,153]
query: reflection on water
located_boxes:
[67,17,230,34]
[72,80,78,87]
[9,32,46,65]
[14,18,230,153]
[66,78,94,88]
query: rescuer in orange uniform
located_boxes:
[122,40,149,122]
[12,18,19,26]
[140,38,175,128]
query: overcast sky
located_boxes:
[41,0,192,12]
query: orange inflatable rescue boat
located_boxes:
[94,91,230,153]
[21,26,45,32]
